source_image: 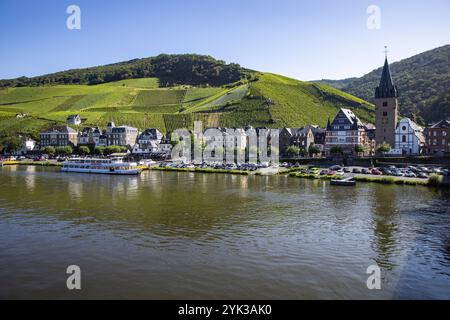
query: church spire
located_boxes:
[375,55,398,99]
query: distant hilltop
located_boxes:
[0,54,254,88]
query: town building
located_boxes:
[392,118,425,155]
[325,108,373,157]
[159,136,173,155]
[106,125,139,148]
[131,128,164,155]
[40,126,78,147]
[424,119,450,156]
[77,127,103,146]
[67,114,82,126]
[279,125,325,158]
[374,56,399,148]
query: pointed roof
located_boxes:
[430,119,450,129]
[375,57,398,99]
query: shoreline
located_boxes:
[1,162,448,188]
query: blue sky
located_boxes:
[0,0,449,81]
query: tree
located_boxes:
[286,145,300,157]
[78,146,90,156]
[105,145,127,155]
[330,146,343,155]
[377,143,391,154]
[354,145,366,156]
[2,136,22,154]
[56,146,73,156]
[94,146,105,156]
[308,145,321,157]
[41,146,56,157]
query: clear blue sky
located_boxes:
[0,0,449,81]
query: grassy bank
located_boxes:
[289,172,342,180]
[290,171,447,188]
[0,160,62,167]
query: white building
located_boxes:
[131,129,163,155]
[67,114,81,126]
[13,138,36,155]
[393,118,425,155]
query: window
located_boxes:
[443,131,447,137]
[383,102,388,107]
[402,135,406,143]
[382,112,388,116]
[402,126,407,131]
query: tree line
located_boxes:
[0,54,253,88]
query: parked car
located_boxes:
[371,168,382,175]
[335,169,345,176]
[417,172,428,179]
[329,165,342,171]
[404,171,416,178]
[361,168,371,174]
[343,167,351,173]
[392,170,404,177]
[352,168,362,174]
[33,156,45,162]
[319,169,330,176]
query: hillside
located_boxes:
[0,55,375,144]
[316,45,450,124]
[0,74,374,141]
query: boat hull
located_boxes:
[61,168,141,175]
[330,179,356,186]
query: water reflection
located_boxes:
[369,185,399,270]
[0,166,449,299]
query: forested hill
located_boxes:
[0,54,254,88]
[316,45,450,125]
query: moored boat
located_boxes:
[330,177,356,186]
[61,157,142,175]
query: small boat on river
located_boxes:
[330,177,356,186]
[61,157,142,175]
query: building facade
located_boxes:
[106,126,139,147]
[424,119,450,156]
[131,128,164,155]
[393,118,425,155]
[375,57,399,148]
[40,126,78,147]
[77,127,103,146]
[325,108,373,157]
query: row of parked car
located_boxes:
[303,165,449,179]
[158,162,273,171]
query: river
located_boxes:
[0,165,449,299]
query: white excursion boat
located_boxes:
[61,157,142,175]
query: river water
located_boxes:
[0,165,449,299]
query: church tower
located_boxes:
[375,55,399,147]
